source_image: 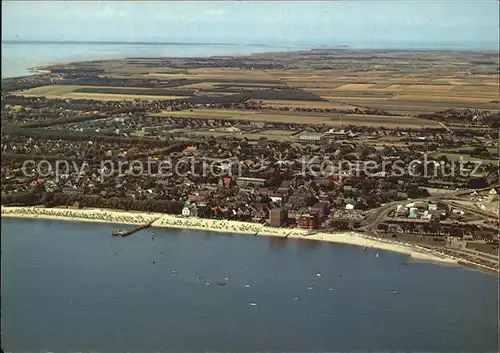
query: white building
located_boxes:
[181,207,191,217]
[270,196,283,206]
[298,133,324,141]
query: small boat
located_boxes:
[375,252,380,259]
[391,289,400,295]
[249,302,258,307]
[245,284,251,288]
[171,270,178,275]
[316,272,322,277]
[362,246,367,252]
[216,282,227,286]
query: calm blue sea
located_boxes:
[1,218,498,352]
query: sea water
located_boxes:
[1,218,498,352]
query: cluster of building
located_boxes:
[1,91,499,241]
[3,132,440,225]
[1,136,138,159]
[268,202,330,229]
[395,200,445,221]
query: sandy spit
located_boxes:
[2,206,458,265]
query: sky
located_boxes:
[2,1,499,47]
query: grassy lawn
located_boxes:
[430,152,499,165]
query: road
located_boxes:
[448,247,498,262]
[360,184,499,232]
[438,121,451,132]
[441,200,498,220]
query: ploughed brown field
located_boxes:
[9,49,500,124]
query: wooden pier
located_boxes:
[112,220,156,237]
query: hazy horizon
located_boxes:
[2,39,498,51]
[2,1,499,48]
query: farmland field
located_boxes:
[15,85,82,96]
[430,152,499,165]
[66,93,189,101]
[14,85,190,101]
[256,100,360,110]
[182,129,298,141]
[73,87,196,97]
[6,49,499,125]
[154,109,259,119]
[154,109,443,128]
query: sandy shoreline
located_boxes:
[1,206,459,265]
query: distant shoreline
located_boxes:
[2,206,464,266]
[2,41,498,80]
[3,40,499,52]
[27,67,51,75]
[2,40,300,49]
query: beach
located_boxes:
[1,206,459,265]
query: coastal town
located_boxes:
[1,50,499,274]
[4,0,500,351]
